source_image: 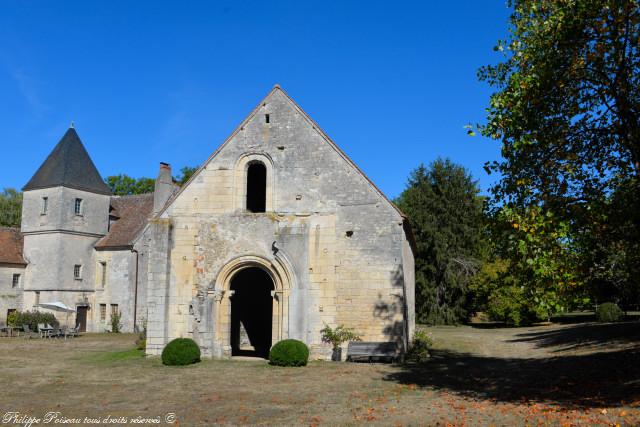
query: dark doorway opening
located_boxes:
[246,162,266,213]
[76,306,88,332]
[6,308,16,323]
[230,267,274,358]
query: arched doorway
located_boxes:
[230,267,274,358]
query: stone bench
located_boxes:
[346,341,398,363]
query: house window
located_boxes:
[11,274,20,288]
[265,114,270,124]
[35,291,40,305]
[99,261,107,288]
[74,264,82,279]
[110,304,119,317]
[74,198,83,215]
[42,197,48,214]
[246,162,266,213]
[100,304,106,321]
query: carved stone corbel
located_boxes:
[208,289,225,303]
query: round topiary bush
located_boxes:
[161,338,201,366]
[269,339,309,367]
[596,302,624,323]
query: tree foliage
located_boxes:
[396,159,486,324]
[104,165,198,195]
[479,0,640,308]
[0,188,22,227]
[105,175,155,195]
[175,166,198,186]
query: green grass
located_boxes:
[1,326,638,426]
[82,347,146,363]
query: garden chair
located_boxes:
[22,325,34,339]
[46,324,55,338]
[37,323,45,338]
[59,326,72,339]
[67,325,80,338]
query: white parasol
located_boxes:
[35,302,76,327]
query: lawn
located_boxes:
[0,322,638,426]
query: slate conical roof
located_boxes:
[23,127,111,195]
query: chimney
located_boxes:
[154,162,174,213]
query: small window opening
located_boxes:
[265,114,270,124]
[42,197,48,214]
[246,162,267,213]
[35,291,40,305]
[12,274,20,288]
[100,304,106,321]
[100,261,107,288]
[74,198,83,215]
[345,230,354,238]
[74,264,82,279]
[111,304,119,317]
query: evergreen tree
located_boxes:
[396,159,485,324]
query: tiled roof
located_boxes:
[23,127,112,195]
[95,194,153,250]
[0,227,26,265]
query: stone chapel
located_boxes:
[0,85,415,360]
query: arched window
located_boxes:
[246,162,266,212]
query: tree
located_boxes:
[174,166,198,186]
[490,205,579,319]
[479,0,640,307]
[0,188,22,227]
[104,175,155,195]
[396,159,486,324]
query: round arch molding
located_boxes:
[212,255,291,357]
[233,153,275,212]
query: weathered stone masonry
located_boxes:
[145,86,415,360]
[0,86,415,360]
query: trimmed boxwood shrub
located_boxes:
[596,302,624,323]
[269,339,309,367]
[161,338,201,366]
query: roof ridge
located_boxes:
[112,193,154,199]
[274,87,406,219]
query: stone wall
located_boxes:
[0,264,25,324]
[22,187,110,235]
[93,249,140,332]
[146,87,415,359]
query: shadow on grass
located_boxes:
[509,321,640,353]
[468,322,510,329]
[384,347,640,408]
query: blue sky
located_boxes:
[0,1,510,199]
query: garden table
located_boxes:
[0,326,19,337]
[39,327,53,339]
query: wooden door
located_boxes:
[76,306,88,332]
